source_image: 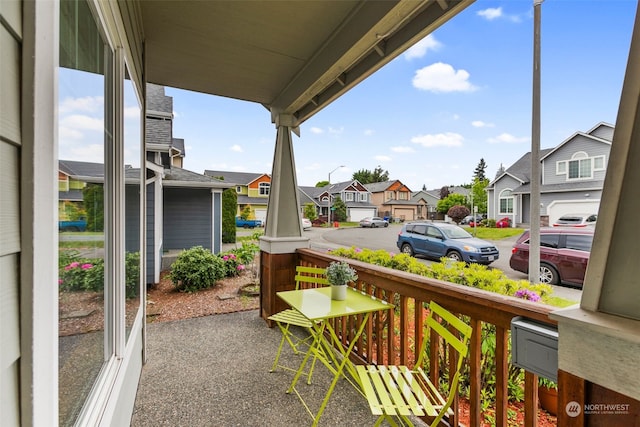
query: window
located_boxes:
[236,186,242,193]
[386,191,394,200]
[259,182,270,195]
[398,192,408,200]
[559,151,607,180]
[499,189,513,214]
[565,234,593,252]
[359,193,368,202]
[344,192,354,201]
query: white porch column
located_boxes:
[261,113,309,253]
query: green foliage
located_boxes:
[437,193,468,214]
[240,204,252,220]
[61,201,86,221]
[352,166,389,184]
[447,205,470,224]
[474,158,488,181]
[83,184,104,232]
[316,180,329,187]
[326,261,358,285]
[222,188,237,243]
[303,203,317,221]
[471,177,489,214]
[58,251,139,298]
[332,195,347,222]
[170,246,225,292]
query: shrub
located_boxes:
[222,188,237,243]
[447,205,470,224]
[170,246,225,292]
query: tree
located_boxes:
[240,204,252,220]
[422,184,426,191]
[474,158,488,181]
[303,203,317,221]
[439,186,450,199]
[222,188,237,243]
[352,165,389,184]
[447,205,470,224]
[332,196,347,222]
[470,177,489,214]
[316,180,329,187]
[83,184,104,232]
[436,193,468,214]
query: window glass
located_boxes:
[58,0,111,424]
[594,156,605,170]
[540,233,559,248]
[124,66,141,340]
[565,234,593,252]
[412,224,427,235]
[499,189,513,214]
[259,182,270,195]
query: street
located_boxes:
[304,224,582,302]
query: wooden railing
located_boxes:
[296,248,558,427]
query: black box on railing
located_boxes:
[511,317,558,382]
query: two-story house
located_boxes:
[487,122,612,226]
[364,180,418,221]
[204,171,271,224]
[299,180,376,222]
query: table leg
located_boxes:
[311,312,372,426]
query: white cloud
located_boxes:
[363,129,375,136]
[477,7,502,20]
[411,132,464,148]
[391,146,415,153]
[59,126,84,140]
[375,155,392,162]
[60,114,104,131]
[412,62,477,93]
[230,144,243,152]
[66,144,104,163]
[472,120,495,128]
[328,126,344,134]
[487,133,529,144]
[304,163,322,171]
[59,96,103,114]
[477,7,522,23]
[124,106,141,119]
[173,110,180,118]
[310,127,324,134]
[404,35,442,60]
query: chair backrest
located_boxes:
[416,301,473,390]
[294,266,329,290]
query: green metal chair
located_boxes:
[268,266,329,383]
[356,301,473,427]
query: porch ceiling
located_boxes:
[139,0,474,125]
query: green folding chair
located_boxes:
[356,301,473,427]
[268,266,329,384]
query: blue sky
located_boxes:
[59,1,637,191]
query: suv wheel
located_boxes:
[400,243,414,256]
[539,263,559,285]
[446,250,463,262]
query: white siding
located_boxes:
[0,5,21,424]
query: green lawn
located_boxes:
[461,226,524,239]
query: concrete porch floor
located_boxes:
[131,309,397,426]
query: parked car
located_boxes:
[509,227,593,287]
[59,218,87,232]
[461,214,483,225]
[495,217,512,228]
[396,222,499,265]
[301,218,312,230]
[235,217,262,228]
[552,213,597,227]
[359,217,389,228]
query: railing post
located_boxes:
[495,326,509,427]
[524,371,539,427]
[469,319,482,426]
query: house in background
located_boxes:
[145,85,230,284]
[410,189,441,220]
[204,170,271,224]
[58,160,104,220]
[299,180,376,222]
[487,122,612,226]
[365,180,418,222]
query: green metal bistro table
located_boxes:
[277,286,393,426]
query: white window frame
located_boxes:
[344,192,354,201]
[594,155,606,171]
[499,189,514,214]
[236,186,242,193]
[359,192,368,202]
[556,160,567,175]
[259,182,270,195]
